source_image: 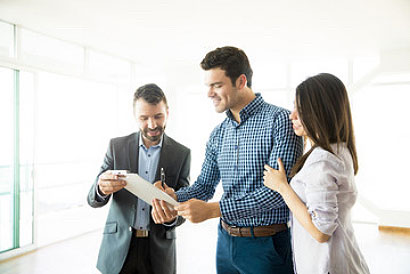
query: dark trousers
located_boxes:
[216,223,294,274]
[120,236,153,274]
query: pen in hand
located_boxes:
[161,168,165,189]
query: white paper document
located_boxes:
[123,173,179,207]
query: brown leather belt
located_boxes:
[221,220,287,237]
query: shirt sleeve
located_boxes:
[219,110,304,221]
[304,157,343,235]
[176,127,221,202]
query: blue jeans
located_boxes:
[216,222,294,274]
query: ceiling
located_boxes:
[0,0,410,69]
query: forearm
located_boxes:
[219,187,286,221]
[279,184,330,243]
[176,180,216,202]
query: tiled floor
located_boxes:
[0,221,409,274]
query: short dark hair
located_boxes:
[133,83,168,108]
[200,46,253,88]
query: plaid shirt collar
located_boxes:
[226,93,264,125]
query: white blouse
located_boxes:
[290,144,370,274]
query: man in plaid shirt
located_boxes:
[152,46,303,274]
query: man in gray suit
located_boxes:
[87,83,191,274]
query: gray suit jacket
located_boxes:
[87,132,191,274]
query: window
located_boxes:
[88,50,132,83]
[290,57,349,87]
[0,67,15,252]
[20,29,84,72]
[352,82,410,212]
[0,21,14,57]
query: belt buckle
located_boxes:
[229,225,241,237]
[135,229,149,238]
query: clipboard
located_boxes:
[123,173,179,207]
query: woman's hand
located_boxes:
[263,158,289,194]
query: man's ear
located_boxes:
[236,74,247,89]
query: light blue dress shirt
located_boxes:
[135,134,162,230]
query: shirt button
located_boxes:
[145,171,148,174]
[142,208,145,211]
[148,154,151,157]
[129,227,132,232]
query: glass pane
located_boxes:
[290,58,348,87]
[20,29,84,71]
[88,50,131,83]
[0,21,14,57]
[261,89,293,110]
[0,67,15,252]
[252,59,288,90]
[353,55,380,83]
[352,83,410,212]
[35,71,119,245]
[19,71,35,247]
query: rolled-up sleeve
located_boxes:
[304,159,342,235]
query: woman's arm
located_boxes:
[264,159,330,243]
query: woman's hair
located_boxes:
[290,73,358,176]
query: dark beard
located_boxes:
[142,126,164,142]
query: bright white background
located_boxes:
[0,1,410,273]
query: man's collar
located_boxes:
[139,133,164,149]
[226,93,264,123]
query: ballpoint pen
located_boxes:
[161,168,165,189]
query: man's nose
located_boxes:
[207,87,214,98]
[148,118,157,129]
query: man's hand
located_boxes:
[151,181,178,224]
[97,170,127,195]
[151,199,178,224]
[153,181,177,200]
[175,199,221,223]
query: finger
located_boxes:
[103,185,125,194]
[100,171,123,180]
[152,208,161,224]
[277,158,285,172]
[154,199,167,222]
[152,200,163,223]
[174,203,186,211]
[160,201,176,218]
[177,209,187,218]
[264,164,271,171]
[153,181,165,191]
[100,180,126,188]
[151,205,158,223]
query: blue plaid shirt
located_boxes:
[176,93,303,226]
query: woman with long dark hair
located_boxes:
[263,73,370,274]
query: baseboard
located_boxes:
[378,225,410,234]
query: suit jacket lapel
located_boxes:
[129,132,139,173]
